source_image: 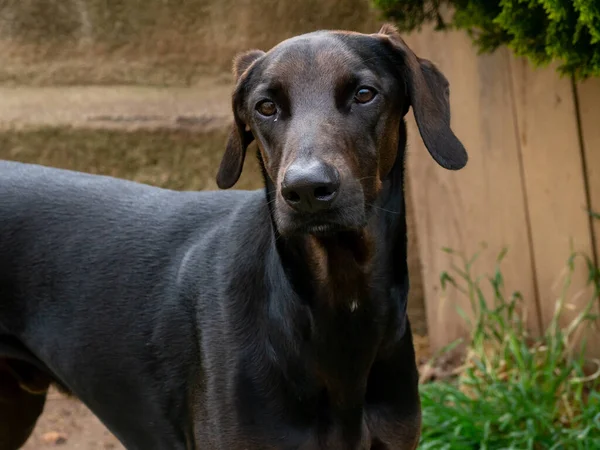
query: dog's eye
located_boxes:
[256,100,277,117]
[354,87,377,104]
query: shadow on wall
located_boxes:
[0,0,382,85]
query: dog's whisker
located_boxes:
[358,55,388,64]
[367,203,402,214]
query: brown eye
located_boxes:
[256,100,277,117]
[354,87,376,104]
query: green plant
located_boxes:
[418,246,600,449]
[373,0,600,79]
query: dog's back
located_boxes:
[0,159,226,329]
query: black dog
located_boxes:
[0,24,467,449]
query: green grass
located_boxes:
[418,246,600,449]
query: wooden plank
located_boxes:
[403,28,539,352]
[510,58,600,355]
[576,78,600,266]
[576,77,600,352]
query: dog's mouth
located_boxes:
[276,206,367,238]
[302,222,349,237]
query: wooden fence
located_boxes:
[404,26,600,356]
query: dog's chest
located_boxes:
[224,311,413,449]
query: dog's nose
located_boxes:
[281,160,340,213]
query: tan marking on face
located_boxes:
[255,140,272,174]
[306,236,329,284]
[303,229,377,311]
[378,117,401,180]
[18,381,49,395]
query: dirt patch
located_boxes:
[22,390,124,450]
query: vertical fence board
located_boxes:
[509,59,600,355]
[403,28,538,352]
[576,78,600,266]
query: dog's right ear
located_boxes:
[376,24,468,171]
[217,50,266,189]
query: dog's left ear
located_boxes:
[217,50,266,189]
[376,24,468,170]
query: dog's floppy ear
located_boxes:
[217,50,266,189]
[376,24,468,170]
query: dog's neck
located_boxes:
[259,140,409,412]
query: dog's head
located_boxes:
[217,24,467,236]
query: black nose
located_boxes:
[281,160,340,213]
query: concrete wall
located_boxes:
[0,0,382,84]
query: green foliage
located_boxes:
[418,245,600,448]
[373,0,600,79]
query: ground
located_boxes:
[22,389,124,450]
[0,78,429,449]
